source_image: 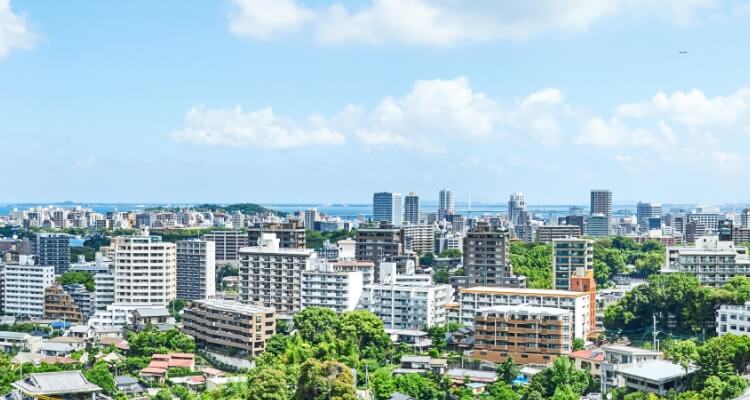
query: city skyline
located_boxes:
[3,1,750,204]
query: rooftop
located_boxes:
[11,371,101,395]
[0,331,31,340]
[191,299,275,315]
[602,344,661,356]
[618,359,696,382]
[476,304,573,316]
[461,286,588,298]
[133,307,171,317]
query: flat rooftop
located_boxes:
[461,286,588,297]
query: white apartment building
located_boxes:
[449,286,592,339]
[336,239,356,259]
[1,258,55,319]
[301,263,363,313]
[94,272,115,310]
[358,281,453,330]
[717,301,750,336]
[332,260,375,285]
[664,236,750,287]
[239,233,316,314]
[403,224,436,255]
[176,239,216,300]
[88,303,168,327]
[113,234,177,306]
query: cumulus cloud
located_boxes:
[0,0,37,58]
[171,77,568,151]
[228,0,717,45]
[578,87,750,173]
[228,0,315,39]
[170,106,345,149]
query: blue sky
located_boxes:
[2,0,750,205]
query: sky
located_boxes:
[2,0,750,205]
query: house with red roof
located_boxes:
[568,348,605,377]
[139,352,196,383]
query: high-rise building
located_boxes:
[508,192,528,226]
[355,222,404,270]
[586,214,609,237]
[404,192,420,225]
[666,236,750,287]
[636,202,663,232]
[1,257,55,318]
[358,281,453,329]
[373,192,403,226]
[176,239,216,300]
[438,189,455,220]
[742,208,750,229]
[403,224,436,254]
[202,231,249,265]
[301,263,363,313]
[304,208,318,230]
[113,234,177,306]
[552,238,593,290]
[34,233,70,274]
[536,226,582,243]
[463,222,525,287]
[43,284,86,324]
[239,233,316,314]
[590,190,612,234]
[247,221,306,249]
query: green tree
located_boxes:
[572,338,585,351]
[294,307,339,345]
[496,358,520,385]
[294,360,356,400]
[57,271,95,291]
[84,361,115,395]
[152,389,172,400]
[664,339,698,375]
[393,373,440,400]
[438,249,462,258]
[247,367,289,400]
[371,367,396,400]
[338,310,392,364]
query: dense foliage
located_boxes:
[306,229,356,249]
[604,274,750,335]
[57,270,95,291]
[128,327,196,356]
[509,242,553,289]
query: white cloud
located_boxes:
[616,88,750,130]
[228,0,717,45]
[170,106,345,149]
[0,0,37,58]
[172,77,567,151]
[229,0,315,40]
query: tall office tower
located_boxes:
[34,233,70,274]
[508,192,528,226]
[202,231,249,265]
[247,221,306,249]
[113,234,176,306]
[590,190,613,217]
[742,208,750,229]
[438,189,455,220]
[238,233,316,314]
[590,190,613,234]
[355,222,404,271]
[1,258,55,318]
[552,238,593,290]
[373,192,403,225]
[636,202,663,232]
[463,222,525,287]
[176,239,216,300]
[304,208,318,230]
[404,192,420,225]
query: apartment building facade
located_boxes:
[2,260,55,318]
[113,234,177,306]
[358,282,454,329]
[463,222,525,287]
[239,233,316,314]
[301,264,363,313]
[449,286,592,339]
[202,230,249,265]
[176,239,216,300]
[472,305,573,365]
[181,299,276,358]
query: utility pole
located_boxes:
[652,314,661,352]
